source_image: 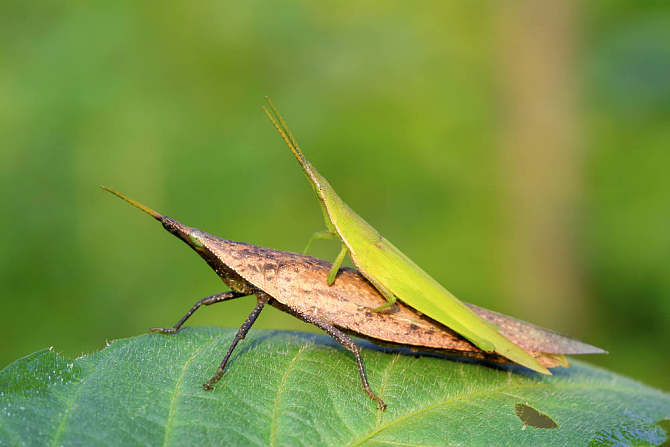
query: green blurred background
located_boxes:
[1,1,668,390]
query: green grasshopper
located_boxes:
[263,98,551,375]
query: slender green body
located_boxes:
[264,99,550,375]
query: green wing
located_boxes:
[264,99,550,375]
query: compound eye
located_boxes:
[188,232,204,249]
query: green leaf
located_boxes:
[1,328,668,446]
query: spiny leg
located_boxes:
[289,307,386,410]
[303,230,337,254]
[326,325,386,410]
[327,243,349,286]
[150,291,248,334]
[203,293,270,390]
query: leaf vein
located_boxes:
[50,371,89,447]
[162,335,223,447]
[345,382,637,447]
[376,354,400,427]
[270,343,310,447]
[0,418,24,447]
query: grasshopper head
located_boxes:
[160,216,207,251]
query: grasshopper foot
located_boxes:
[203,368,224,391]
[359,303,398,314]
[149,327,178,335]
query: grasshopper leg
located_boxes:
[327,243,349,285]
[370,296,396,313]
[303,230,337,254]
[315,320,386,410]
[203,293,270,390]
[368,280,397,313]
[150,291,248,334]
[325,325,386,410]
[286,306,386,410]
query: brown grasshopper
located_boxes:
[102,186,605,410]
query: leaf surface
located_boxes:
[1,328,668,446]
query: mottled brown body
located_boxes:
[196,229,603,369]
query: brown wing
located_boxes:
[199,232,604,368]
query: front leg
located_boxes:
[150,291,248,334]
[327,243,349,285]
[303,232,349,287]
[303,229,337,254]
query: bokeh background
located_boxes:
[1,1,668,390]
